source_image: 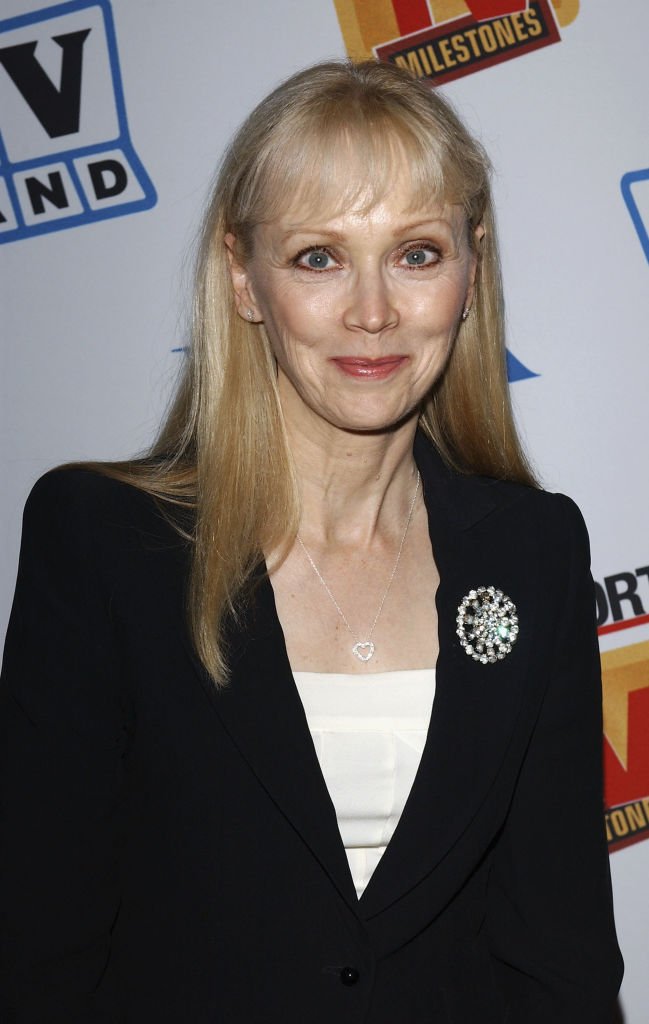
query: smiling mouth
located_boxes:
[331,356,408,380]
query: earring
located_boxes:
[461,307,470,321]
[246,308,255,322]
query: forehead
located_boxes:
[270,191,465,241]
[254,132,455,229]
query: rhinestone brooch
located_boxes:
[456,586,519,664]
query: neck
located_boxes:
[285,415,421,549]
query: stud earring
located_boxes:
[246,308,255,322]
[461,307,470,321]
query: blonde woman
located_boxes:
[0,61,622,1022]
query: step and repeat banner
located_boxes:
[1,1,647,1018]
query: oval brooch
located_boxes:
[456,586,518,664]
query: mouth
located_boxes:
[330,356,408,380]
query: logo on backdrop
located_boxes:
[596,562,649,852]
[0,0,156,244]
[621,169,649,264]
[333,0,579,85]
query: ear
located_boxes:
[224,232,261,323]
[464,222,485,312]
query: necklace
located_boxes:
[297,471,421,662]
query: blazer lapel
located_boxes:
[359,437,541,918]
[184,571,359,910]
[180,435,542,922]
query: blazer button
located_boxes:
[340,966,360,986]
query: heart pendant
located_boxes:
[352,640,375,662]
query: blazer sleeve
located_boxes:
[486,494,623,1023]
[0,471,126,1023]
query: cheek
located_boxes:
[408,284,464,374]
[265,288,336,352]
[264,317,325,393]
[402,260,469,316]
[423,277,468,330]
[407,295,460,343]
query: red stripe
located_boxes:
[466,1,527,19]
[598,612,649,636]
[391,0,431,36]
[608,830,649,854]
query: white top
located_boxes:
[293,669,436,899]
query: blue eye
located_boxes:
[403,247,437,267]
[296,248,334,270]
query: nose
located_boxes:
[342,266,399,336]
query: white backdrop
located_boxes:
[1,1,647,1019]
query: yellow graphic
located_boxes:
[430,1,472,24]
[333,0,398,63]
[601,640,649,770]
[334,0,579,62]
[551,0,579,27]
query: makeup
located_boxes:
[330,356,408,380]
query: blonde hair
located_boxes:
[99,60,535,684]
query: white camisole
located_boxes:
[293,669,436,899]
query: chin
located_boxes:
[327,406,417,436]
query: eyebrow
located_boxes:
[278,226,346,244]
[277,217,455,244]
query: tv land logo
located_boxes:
[597,563,649,852]
[621,169,649,264]
[0,0,156,244]
[333,0,579,85]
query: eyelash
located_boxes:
[292,246,337,271]
[291,242,442,272]
[399,242,442,269]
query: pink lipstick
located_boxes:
[331,356,407,380]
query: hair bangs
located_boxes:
[240,102,453,234]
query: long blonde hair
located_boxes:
[99,60,535,684]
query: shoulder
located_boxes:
[416,434,591,565]
[27,465,156,519]
[446,467,593,594]
[476,484,595,630]
[485,481,592,580]
[498,481,588,535]
[504,484,590,557]
[415,433,587,540]
[22,466,186,565]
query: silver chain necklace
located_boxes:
[297,471,421,663]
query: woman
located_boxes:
[0,60,622,1022]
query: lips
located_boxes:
[331,356,408,380]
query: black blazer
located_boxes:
[0,436,622,1023]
